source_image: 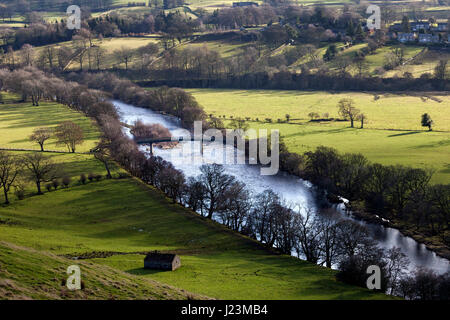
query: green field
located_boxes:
[188,88,450,184]
[0,97,388,299]
[0,95,99,152]
[31,37,161,71]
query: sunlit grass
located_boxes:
[0,91,389,299]
[188,88,450,184]
[0,94,99,152]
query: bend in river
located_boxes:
[114,100,450,274]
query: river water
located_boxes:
[114,100,449,274]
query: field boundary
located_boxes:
[0,147,91,155]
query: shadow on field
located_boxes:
[388,131,422,137]
[127,267,170,275]
[284,127,347,139]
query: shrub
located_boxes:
[14,185,25,200]
[88,172,95,182]
[308,112,320,120]
[95,174,102,181]
[62,176,71,188]
[80,174,87,184]
[52,179,60,190]
[117,172,130,179]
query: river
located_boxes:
[113,100,449,274]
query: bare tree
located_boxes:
[23,153,59,195]
[294,209,322,263]
[0,151,22,204]
[336,220,370,258]
[354,56,369,78]
[338,98,360,128]
[184,176,206,215]
[92,142,112,179]
[22,79,45,106]
[357,113,367,128]
[114,46,134,70]
[92,46,106,71]
[198,164,235,219]
[44,46,55,70]
[158,165,186,203]
[219,181,252,232]
[29,127,52,151]
[335,56,352,77]
[137,43,159,71]
[57,46,73,71]
[73,35,89,71]
[384,247,409,295]
[55,121,84,153]
[434,60,448,80]
[251,189,280,246]
[318,218,341,268]
[20,44,34,66]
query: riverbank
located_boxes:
[114,100,450,274]
[0,97,391,299]
[346,202,450,262]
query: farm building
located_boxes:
[144,252,181,271]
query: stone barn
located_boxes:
[144,252,181,271]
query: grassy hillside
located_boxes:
[188,88,450,184]
[32,37,161,71]
[0,241,202,300]
[0,94,99,152]
[0,96,389,300]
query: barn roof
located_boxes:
[144,252,177,263]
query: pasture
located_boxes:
[0,96,388,299]
[188,88,450,184]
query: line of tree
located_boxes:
[95,119,450,299]
[67,71,206,129]
[1,67,448,298]
[29,122,84,152]
[0,150,65,200]
[138,70,450,92]
[279,146,450,247]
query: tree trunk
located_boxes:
[104,161,112,179]
[3,187,9,204]
[39,143,44,151]
[36,181,42,195]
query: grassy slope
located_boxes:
[0,94,99,152]
[0,96,388,300]
[0,176,388,300]
[0,241,202,300]
[31,37,161,71]
[188,88,450,184]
